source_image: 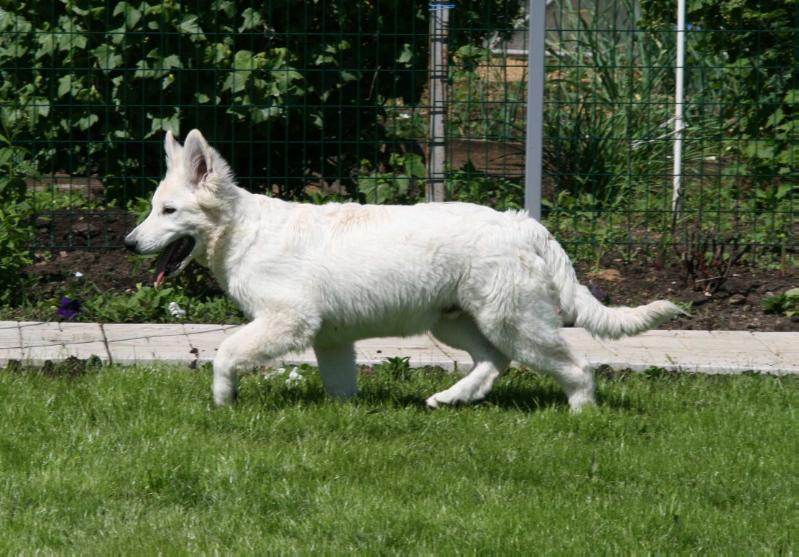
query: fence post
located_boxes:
[427,3,451,203]
[524,0,545,221]
[672,0,686,215]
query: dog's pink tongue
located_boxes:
[154,271,166,289]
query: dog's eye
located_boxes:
[162,206,177,215]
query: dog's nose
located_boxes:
[124,237,139,253]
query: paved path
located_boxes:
[1,321,796,374]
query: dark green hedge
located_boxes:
[0,0,521,201]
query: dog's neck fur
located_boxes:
[200,183,261,289]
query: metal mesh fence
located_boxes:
[0,1,796,262]
[541,1,797,264]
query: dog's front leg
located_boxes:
[213,314,315,405]
[313,343,357,399]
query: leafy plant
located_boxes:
[0,129,37,304]
[761,287,799,317]
[381,99,425,141]
[447,163,523,211]
[127,195,155,225]
[357,152,425,204]
[54,272,244,324]
[375,356,412,381]
[643,0,797,138]
[542,190,629,267]
[88,283,243,324]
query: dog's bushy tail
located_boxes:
[530,219,685,340]
[571,287,685,339]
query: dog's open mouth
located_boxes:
[154,236,196,288]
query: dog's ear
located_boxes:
[183,129,213,187]
[164,130,181,169]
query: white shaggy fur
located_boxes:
[125,130,683,410]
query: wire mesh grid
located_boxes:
[0,0,795,263]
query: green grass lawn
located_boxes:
[0,362,796,554]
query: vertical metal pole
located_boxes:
[427,3,451,203]
[524,0,545,220]
[672,0,686,214]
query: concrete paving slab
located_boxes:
[0,322,23,364]
[752,332,799,360]
[0,321,796,375]
[275,335,471,370]
[182,324,240,364]
[560,328,619,365]
[104,324,195,364]
[596,329,795,375]
[18,321,109,363]
[353,334,468,369]
[279,348,320,367]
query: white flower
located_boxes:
[168,301,187,318]
[285,367,303,386]
[74,271,83,279]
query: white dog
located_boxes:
[125,130,682,410]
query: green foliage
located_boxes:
[82,283,243,324]
[448,45,526,142]
[45,266,245,323]
[541,0,796,263]
[356,152,426,204]
[0,130,36,304]
[641,0,799,182]
[126,195,154,225]
[542,190,629,266]
[377,356,413,382]
[0,1,522,201]
[761,287,799,317]
[447,163,523,211]
[544,1,681,205]
[381,100,426,141]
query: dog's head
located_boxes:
[124,129,234,286]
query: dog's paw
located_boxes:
[425,394,441,409]
[425,388,467,409]
[213,385,238,406]
[567,390,596,413]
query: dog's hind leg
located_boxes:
[530,344,595,411]
[314,343,358,399]
[476,309,596,412]
[425,315,510,408]
[213,315,315,405]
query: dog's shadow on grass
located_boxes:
[241,367,641,414]
[483,384,639,413]
[483,383,570,412]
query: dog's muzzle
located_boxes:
[124,236,139,253]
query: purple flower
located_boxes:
[589,281,607,303]
[57,296,81,320]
